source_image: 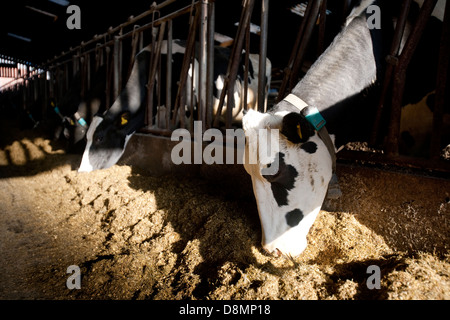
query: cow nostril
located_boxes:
[263,246,282,258]
[274,248,282,258]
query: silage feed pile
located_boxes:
[0,123,449,300]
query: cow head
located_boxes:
[242,109,333,257]
[78,110,142,172]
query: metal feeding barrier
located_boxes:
[279,0,450,174]
[1,0,270,132]
[0,0,449,174]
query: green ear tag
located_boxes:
[303,106,326,131]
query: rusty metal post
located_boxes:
[63,61,68,93]
[43,70,49,116]
[370,0,412,146]
[48,68,54,101]
[128,25,141,79]
[289,0,321,92]
[278,0,321,101]
[95,44,102,72]
[146,22,166,126]
[213,0,255,128]
[386,0,438,156]
[86,53,91,91]
[105,46,112,108]
[258,0,269,112]
[113,36,120,100]
[317,0,327,57]
[206,0,215,128]
[80,55,86,99]
[165,19,173,129]
[199,0,209,131]
[172,5,200,128]
[243,22,250,113]
[430,0,450,159]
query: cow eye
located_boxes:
[95,135,103,143]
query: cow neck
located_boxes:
[282,93,336,174]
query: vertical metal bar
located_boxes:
[118,36,123,91]
[113,36,120,100]
[22,79,27,112]
[128,26,140,79]
[370,0,412,146]
[87,53,91,91]
[430,0,450,159]
[317,0,327,57]
[206,0,215,129]
[64,62,69,92]
[172,5,199,128]
[95,44,101,72]
[139,31,144,51]
[213,0,255,128]
[166,19,173,129]
[386,0,438,156]
[146,22,166,126]
[199,0,209,131]
[243,22,250,112]
[189,52,195,130]
[258,0,269,113]
[157,46,162,118]
[289,0,321,91]
[80,55,86,99]
[33,76,38,103]
[277,0,315,101]
[44,70,49,116]
[105,46,112,109]
[48,68,54,101]
[72,55,76,80]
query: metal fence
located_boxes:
[0,0,449,173]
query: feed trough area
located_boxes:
[0,0,449,301]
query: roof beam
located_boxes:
[25,5,58,21]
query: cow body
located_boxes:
[78,46,151,172]
[52,65,107,152]
[242,1,380,257]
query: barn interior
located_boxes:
[0,0,449,301]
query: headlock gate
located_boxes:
[0,0,449,174]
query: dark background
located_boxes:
[0,0,347,69]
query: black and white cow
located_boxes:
[52,64,106,152]
[242,0,385,257]
[78,44,153,172]
[79,40,271,172]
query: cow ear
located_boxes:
[118,111,129,127]
[281,112,315,144]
